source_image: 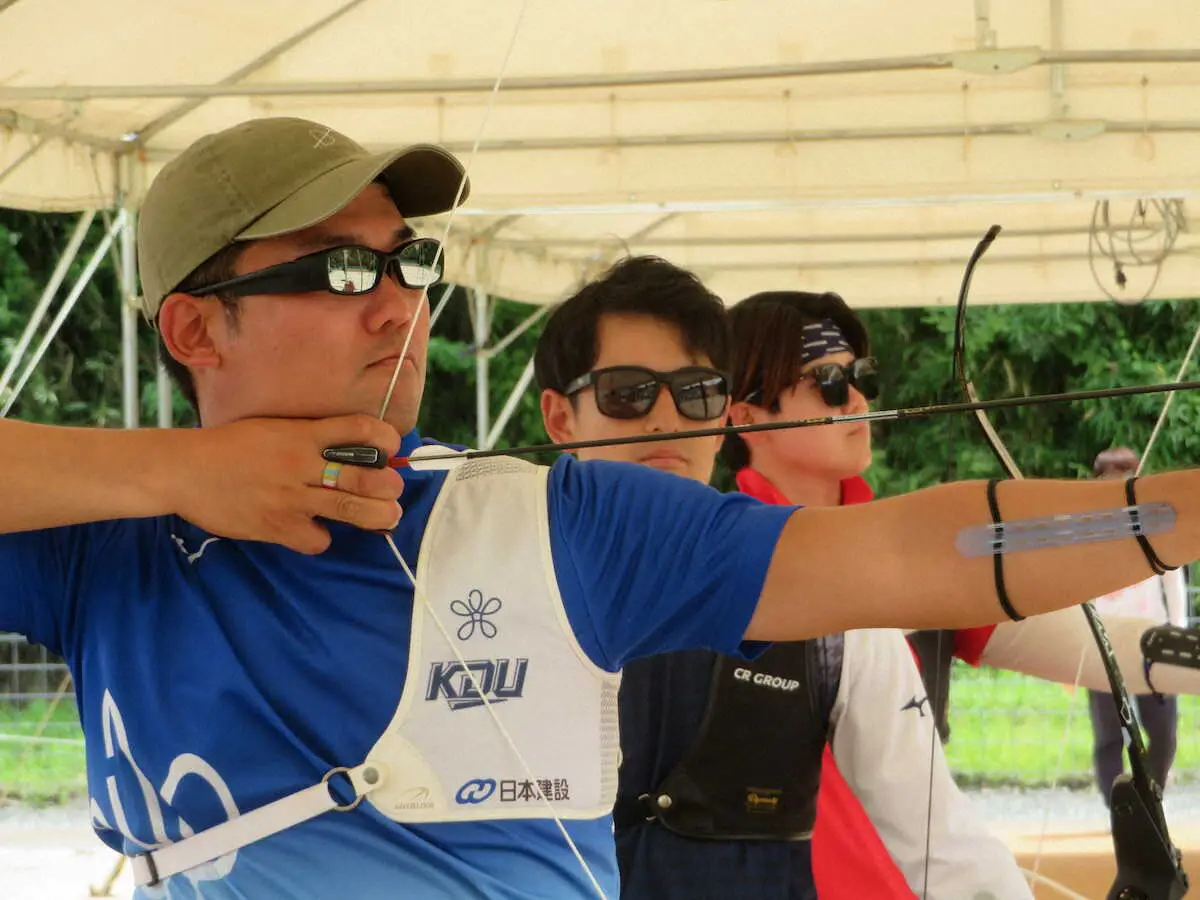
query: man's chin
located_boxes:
[377,403,419,435]
[641,458,691,476]
[354,377,423,426]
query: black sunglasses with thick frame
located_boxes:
[184,237,445,298]
[746,357,880,410]
[565,365,731,422]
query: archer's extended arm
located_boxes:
[0,416,402,554]
[979,607,1200,695]
[748,473,1200,641]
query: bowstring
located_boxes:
[378,0,528,422]
[383,533,608,898]
[918,637,938,900]
[1137,311,1200,476]
[916,292,983,898]
[1029,650,1087,887]
[369,3,609,896]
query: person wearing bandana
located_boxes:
[725,289,1200,896]
[535,258,1030,900]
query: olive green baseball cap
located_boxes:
[137,116,469,319]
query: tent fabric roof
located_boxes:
[2,0,1200,308]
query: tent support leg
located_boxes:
[472,287,492,448]
[484,351,536,450]
[119,208,140,429]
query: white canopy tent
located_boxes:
[2,0,1200,441]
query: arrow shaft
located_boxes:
[398,377,1200,465]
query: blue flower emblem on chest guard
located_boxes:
[451,589,502,640]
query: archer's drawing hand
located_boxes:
[173,415,403,553]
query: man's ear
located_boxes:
[729,401,764,451]
[541,389,577,445]
[157,294,225,370]
[729,401,754,425]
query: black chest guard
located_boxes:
[626,641,831,841]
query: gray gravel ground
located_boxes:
[970,781,1200,826]
[0,799,132,900]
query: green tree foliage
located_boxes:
[860,300,1200,496]
[0,210,172,426]
[417,287,550,459]
[3,208,1199,499]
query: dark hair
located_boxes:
[534,256,730,393]
[1094,446,1139,476]
[158,243,245,418]
[722,290,869,472]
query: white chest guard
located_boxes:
[365,452,622,823]
[130,452,622,888]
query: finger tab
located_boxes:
[322,445,385,468]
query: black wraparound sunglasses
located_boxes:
[565,366,731,421]
[185,238,444,298]
[746,357,880,409]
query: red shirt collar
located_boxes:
[735,467,874,507]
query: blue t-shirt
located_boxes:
[0,430,794,900]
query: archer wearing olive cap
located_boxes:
[137,116,469,319]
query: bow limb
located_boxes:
[951,227,1187,900]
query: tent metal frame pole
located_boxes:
[428,283,456,331]
[487,222,1156,250]
[0,136,49,189]
[157,359,173,428]
[472,287,492,449]
[696,247,1141,273]
[7,48,1200,102]
[133,0,368,143]
[0,210,95,403]
[405,118,1200,155]
[0,110,126,153]
[119,207,139,429]
[484,352,536,451]
[1,211,127,418]
[480,304,551,360]
[451,185,1200,220]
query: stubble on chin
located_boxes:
[378,387,424,436]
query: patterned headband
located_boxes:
[742,318,854,404]
[800,319,852,364]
